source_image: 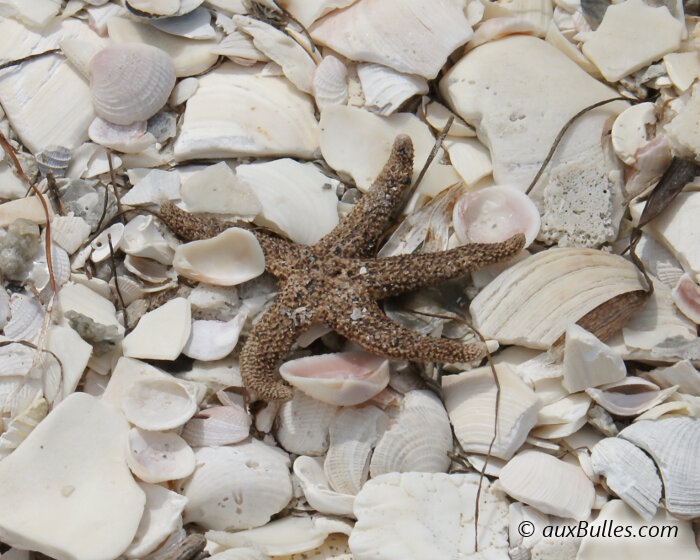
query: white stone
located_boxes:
[563,324,627,393]
[122,297,192,360]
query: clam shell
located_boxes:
[122,377,198,431]
[182,314,247,362]
[88,117,156,154]
[672,273,700,324]
[293,456,355,517]
[279,351,390,406]
[122,297,192,360]
[324,406,389,495]
[181,403,251,447]
[562,324,627,393]
[443,364,541,460]
[619,418,700,519]
[173,228,265,286]
[357,63,428,117]
[369,390,452,477]
[89,43,176,125]
[179,440,292,530]
[276,391,338,456]
[590,437,661,521]
[586,377,677,417]
[126,427,196,483]
[312,55,348,110]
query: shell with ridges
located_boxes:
[293,455,355,517]
[275,391,338,456]
[181,403,251,447]
[357,63,428,117]
[312,55,348,110]
[0,399,48,460]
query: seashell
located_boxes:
[59,38,102,80]
[282,0,357,28]
[236,159,340,245]
[89,43,176,125]
[126,427,196,483]
[324,405,389,495]
[90,223,125,262]
[441,137,492,186]
[293,456,355,517]
[122,169,181,206]
[45,324,93,402]
[122,377,198,431]
[442,363,541,460]
[581,0,683,82]
[122,297,191,360]
[619,418,700,519]
[369,390,452,477]
[0,398,48,461]
[634,233,684,290]
[35,146,71,179]
[0,286,10,330]
[4,294,45,341]
[126,0,181,16]
[121,215,175,265]
[173,63,319,161]
[635,401,694,422]
[590,437,661,521]
[276,391,338,456]
[452,185,540,249]
[533,392,591,431]
[469,248,647,349]
[181,403,251,447]
[642,360,700,396]
[311,55,348,110]
[349,472,509,559]
[150,7,216,40]
[279,351,390,406]
[422,99,475,138]
[180,161,261,216]
[611,102,656,166]
[0,197,52,227]
[467,17,538,51]
[50,216,91,254]
[182,314,247,362]
[88,117,156,154]
[310,0,474,79]
[173,228,265,286]
[212,28,268,65]
[663,51,700,93]
[672,273,700,324]
[170,77,199,106]
[562,324,626,393]
[586,377,677,417]
[124,254,178,284]
[357,63,428,117]
[499,449,595,520]
[125,483,189,558]
[179,440,292,530]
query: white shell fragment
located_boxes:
[122,169,181,206]
[499,449,595,520]
[88,117,156,154]
[179,440,292,530]
[586,378,677,417]
[279,351,390,406]
[0,393,145,560]
[443,364,541,460]
[182,314,247,361]
[563,324,627,393]
[126,427,196,483]
[89,43,176,125]
[664,51,700,93]
[312,55,348,110]
[0,399,48,461]
[672,274,700,324]
[293,455,355,517]
[357,63,428,116]
[180,162,261,216]
[122,377,198,431]
[122,297,192,360]
[611,102,656,166]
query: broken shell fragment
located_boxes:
[611,102,656,166]
[88,117,156,154]
[126,427,196,483]
[586,377,677,417]
[563,324,627,393]
[293,455,355,517]
[276,391,338,456]
[357,63,428,117]
[672,273,700,324]
[122,377,198,431]
[122,297,192,360]
[311,55,348,110]
[181,404,251,447]
[180,161,261,216]
[182,314,247,362]
[279,351,390,406]
[89,43,176,125]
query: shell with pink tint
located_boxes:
[279,351,390,406]
[452,185,540,248]
[672,273,700,324]
[126,427,196,483]
[182,404,251,447]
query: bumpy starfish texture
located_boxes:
[160,135,525,401]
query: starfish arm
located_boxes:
[314,135,414,258]
[357,234,526,299]
[321,288,486,364]
[239,285,308,401]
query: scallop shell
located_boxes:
[324,405,389,495]
[173,228,265,286]
[179,440,292,531]
[35,146,71,178]
[122,297,191,360]
[182,404,251,447]
[122,377,198,431]
[499,449,595,520]
[89,43,176,125]
[126,427,196,483]
[312,55,348,110]
[357,63,428,117]
[442,364,541,460]
[182,314,247,362]
[672,273,700,324]
[369,390,452,477]
[293,456,355,517]
[590,437,661,521]
[275,391,338,456]
[88,117,156,154]
[586,377,678,417]
[279,351,390,406]
[469,248,647,349]
[619,418,700,519]
[0,398,48,460]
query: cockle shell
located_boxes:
[89,43,176,125]
[179,440,292,531]
[586,377,677,417]
[452,185,540,248]
[122,377,198,431]
[173,228,265,286]
[181,403,251,447]
[369,390,452,477]
[276,391,338,456]
[312,55,348,110]
[35,146,71,179]
[279,351,390,406]
[126,427,196,483]
[293,456,355,517]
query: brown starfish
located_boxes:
[159,135,525,401]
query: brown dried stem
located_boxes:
[0,48,61,71]
[107,233,129,333]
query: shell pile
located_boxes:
[0,1,699,559]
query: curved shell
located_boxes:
[611,102,656,166]
[126,427,196,483]
[126,0,181,16]
[312,55,348,110]
[357,63,428,116]
[35,146,71,178]
[173,228,265,286]
[0,398,48,460]
[179,441,292,530]
[182,314,247,362]
[672,273,700,324]
[181,405,251,447]
[121,215,175,265]
[276,392,338,456]
[585,377,677,417]
[88,117,156,154]
[91,223,125,263]
[122,377,198,431]
[293,455,355,517]
[89,43,176,125]
[369,390,452,477]
[279,351,390,406]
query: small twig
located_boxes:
[46,172,66,216]
[107,149,123,216]
[271,0,320,57]
[107,233,129,333]
[95,183,111,233]
[0,48,61,71]
[525,97,630,195]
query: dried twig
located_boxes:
[107,233,129,333]
[0,48,61,71]
[107,149,123,216]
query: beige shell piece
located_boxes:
[443,363,541,460]
[563,324,627,393]
[421,99,475,138]
[182,314,247,362]
[180,162,261,216]
[88,117,156,154]
[122,169,181,206]
[89,43,176,125]
[369,390,452,477]
[179,440,293,531]
[469,248,647,349]
[357,63,428,117]
[122,297,191,360]
[442,138,493,186]
[312,55,348,110]
[293,455,355,517]
[122,377,198,431]
[611,102,656,166]
[121,215,175,265]
[590,437,661,521]
[276,391,338,456]
[126,427,196,483]
[663,51,700,93]
[181,403,251,447]
[467,16,538,51]
[586,377,678,418]
[672,273,700,324]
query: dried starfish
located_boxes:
[160,135,525,401]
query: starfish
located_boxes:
[159,135,525,401]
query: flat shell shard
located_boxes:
[563,324,626,393]
[469,248,647,349]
